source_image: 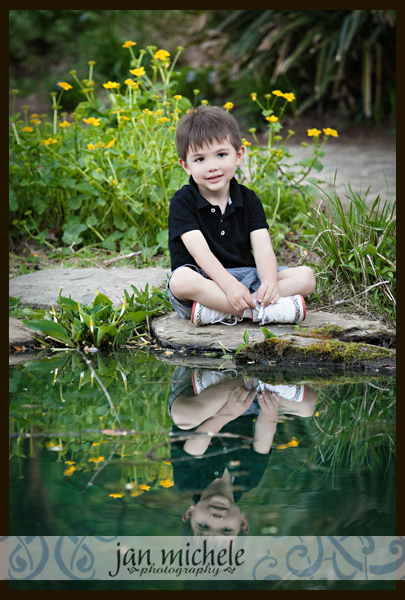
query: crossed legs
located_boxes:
[169,265,316,317]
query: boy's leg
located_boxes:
[276,266,316,297]
[169,266,247,316]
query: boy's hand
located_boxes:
[257,389,280,415]
[216,386,256,419]
[226,280,256,312]
[256,281,280,307]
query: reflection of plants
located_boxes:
[21,284,171,349]
[9,350,175,495]
[300,381,395,476]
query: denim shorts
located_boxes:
[166,263,290,319]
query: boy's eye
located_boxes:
[218,152,227,158]
[195,157,204,163]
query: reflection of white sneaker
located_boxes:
[191,302,243,327]
[256,383,307,402]
[191,369,238,395]
[253,295,306,325]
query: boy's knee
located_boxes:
[302,266,316,294]
[169,267,192,294]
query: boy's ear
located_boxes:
[236,145,245,166]
[179,158,191,175]
[240,512,249,533]
[182,504,196,522]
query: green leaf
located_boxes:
[243,330,249,345]
[62,223,88,245]
[93,293,113,307]
[96,324,117,346]
[260,327,277,339]
[125,310,146,324]
[22,319,74,346]
[22,308,46,320]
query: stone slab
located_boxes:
[9,267,170,309]
[151,310,395,353]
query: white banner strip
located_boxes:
[2,536,404,581]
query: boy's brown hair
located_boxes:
[176,105,242,160]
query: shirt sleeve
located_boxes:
[245,189,269,232]
[168,191,201,241]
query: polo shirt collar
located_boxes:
[189,176,244,209]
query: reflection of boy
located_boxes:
[168,367,316,535]
[167,105,316,327]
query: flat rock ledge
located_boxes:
[151,310,395,371]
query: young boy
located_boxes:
[167,105,316,326]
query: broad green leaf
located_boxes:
[22,319,74,345]
[125,310,146,324]
[96,324,117,346]
[260,327,277,339]
[22,308,46,320]
[93,293,113,307]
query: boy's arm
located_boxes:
[250,228,280,306]
[181,229,256,311]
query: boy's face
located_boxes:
[179,139,245,200]
[182,494,249,536]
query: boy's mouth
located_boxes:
[206,174,223,182]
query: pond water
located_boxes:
[9,349,396,590]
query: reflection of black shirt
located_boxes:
[168,176,269,271]
[170,415,271,503]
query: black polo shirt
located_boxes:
[168,176,269,271]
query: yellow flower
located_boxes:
[251,93,257,101]
[106,138,116,149]
[103,81,119,89]
[83,117,101,126]
[122,41,136,48]
[64,466,76,476]
[159,478,174,488]
[122,116,131,121]
[58,82,73,91]
[314,412,320,417]
[30,118,41,125]
[22,126,33,132]
[200,100,208,105]
[266,115,279,122]
[130,490,144,497]
[142,108,153,115]
[65,461,76,465]
[323,127,338,137]
[158,117,170,123]
[173,95,182,100]
[59,121,71,128]
[154,49,170,61]
[272,90,284,97]
[87,143,95,150]
[88,456,105,463]
[139,484,151,491]
[129,67,145,77]
[223,102,234,110]
[154,109,163,115]
[92,442,100,446]
[307,128,321,137]
[242,138,251,146]
[30,113,39,118]
[124,79,138,87]
[283,93,296,102]
[277,437,299,450]
[109,493,123,498]
[95,141,105,148]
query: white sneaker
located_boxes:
[256,383,307,402]
[191,369,238,395]
[253,295,306,325]
[191,301,243,327]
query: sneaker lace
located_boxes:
[214,314,244,326]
